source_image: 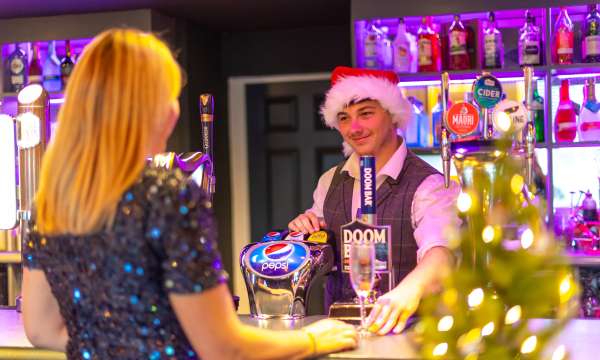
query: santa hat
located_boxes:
[320,66,412,133]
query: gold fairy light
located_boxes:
[510,174,524,194]
[482,225,495,243]
[559,274,574,303]
[551,345,566,360]
[505,305,522,324]
[520,335,537,354]
[468,288,484,308]
[433,342,448,357]
[457,192,473,213]
[481,322,494,336]
[437,316,454,332]
[520,228,534,249]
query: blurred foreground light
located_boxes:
[520,335,537,354]
[468,288,484,308]
[432,343,448,357]
[437,316,454,332]
[495,111,512,132]
[511,174,524,194]
[552,345,566,360]
[520,228,534,249]
[482,225,495,243]
[457,192,472,213]
[505,305,522,324]
[481,322,494,336]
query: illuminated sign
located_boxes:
[245,241,309,278]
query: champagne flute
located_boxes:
[349,243,375,335]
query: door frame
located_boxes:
[227,72,329,313]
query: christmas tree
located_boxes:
[418,140,579,359]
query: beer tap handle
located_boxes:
[199,94,215,196]
[440,72,452,188]
[525,121,535,186]
[522,67,535,146]
[441,127,451,188]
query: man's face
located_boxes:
[337,100,397,157]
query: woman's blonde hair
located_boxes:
[35,28,182,234]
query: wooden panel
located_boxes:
[317,147,345,175]
[313,93,327,130]
[267,150,300,229]
[266,96,298,131]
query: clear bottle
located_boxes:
[405,96,423,146]
[43,41,62,92]
[362,20,381,69]
[378,25,394,70]
[483,11,504,69]
[28,42,43,84]
[555,79,577,142]
[393,18,412,73]
[431,94,448,146]
[579,78,600,141]
[448,14,470,70]
[582,190,599,221]
[553,7,574,64]
[60,40,75,88]
[583,4,600,63]
[519,11,542,66]
[531,81,545,142]
[7,43,27,92]
[417,16,441,72]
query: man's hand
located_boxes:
[288,211,327,234]
[364,280,423,335]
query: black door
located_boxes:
[246,79,344,314]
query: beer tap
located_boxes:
[199,94,216,198]
[440,72,452,188]
[522,67,536,186]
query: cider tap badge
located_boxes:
[340,220,392,274]
[473,74,503,109]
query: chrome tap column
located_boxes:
[240,240,333,319]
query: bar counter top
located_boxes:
[1,308,600,359]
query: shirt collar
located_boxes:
[342,137,407,181]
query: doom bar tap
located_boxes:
[3,2,600,360]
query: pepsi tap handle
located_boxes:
[440,72,451,189]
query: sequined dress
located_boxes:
[23,167,229,359]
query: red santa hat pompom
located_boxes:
[320,66,413,132]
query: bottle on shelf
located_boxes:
[553,7,574,64]
[583,4,600,63]
[482,11,504,69]
[555,79,578,142]
[448,14,470,70]
[6,43,27,92]
[405,96,428,146]
[362,20,381,69]
[417,16,441,72]
[582,190,599,222]
[60,40,75,88]
[431,94,452,146]
[393,18,413,73]
[519,10,542,66]
[531,80,545,142]
[579,78,600,141]
[28,42,43,85]
[378,25,394,70]
[43,41,62,92]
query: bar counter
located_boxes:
[2,308,600,359]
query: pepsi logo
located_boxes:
[264,243,294,260]
[266,231,280,237]
[289,231,303,237]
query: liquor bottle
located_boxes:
[43,41,62,92]
[448,14,470,70]
[362,20,381,69]
[431,94,452,146]
[483,11,504,69]
[583,4,600,63]
[28,42,43,84]
[7,43,27,92]
[405,96,429,146]
[393,18,412,73]
[582,190,599,222]
[417,16,441,72]
[60,40,75,88]
[378,25,394,70]
[553,7,574,64]
[555,79,577,142]
[579,78,600,141]
[519,11,542,66]
[531,80,545,142]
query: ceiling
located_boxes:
[0,0,350,31]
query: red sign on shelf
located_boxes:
[446,102,480,136]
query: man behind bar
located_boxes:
[289,66,461,335]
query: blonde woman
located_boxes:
[21,28,357,359]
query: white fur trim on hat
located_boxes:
[320,75,413,133]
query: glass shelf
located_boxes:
[552,141,600,148]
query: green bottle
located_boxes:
[531,81,545,142]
